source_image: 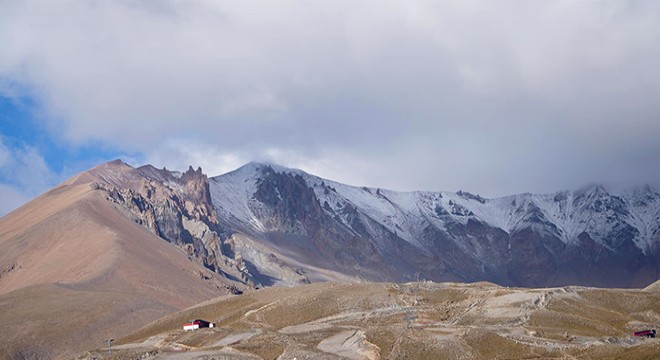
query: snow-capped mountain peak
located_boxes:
[207,162,660,287]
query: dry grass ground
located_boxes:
[77,281,660,360]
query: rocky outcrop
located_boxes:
[0,263,20,280]
[90,161,254,289]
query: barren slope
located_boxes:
[0,166,242,359]
[79,281,660,359]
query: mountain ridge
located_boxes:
[3,159,657,289]
[215,161,660,251]
[1,159,659,358]
[208,161,660,288]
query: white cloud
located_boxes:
[0,184,29,217]
[1,0,660,195]
[146,139,246,177]
[0,145,54,193]
[0,137,56,213]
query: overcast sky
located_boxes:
[1,0,660,216]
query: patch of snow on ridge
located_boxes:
[210,162,266,232]
[304,175,428,248]
[621,186,660,253]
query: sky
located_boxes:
[1,0,660,216]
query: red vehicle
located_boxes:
[633,329,656,338]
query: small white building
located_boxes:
[183,319,215,331]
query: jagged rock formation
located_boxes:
[88,160,253,289]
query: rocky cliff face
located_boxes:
[209,162,660,288]
[89,161,252,291]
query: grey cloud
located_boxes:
[1,0,660,196]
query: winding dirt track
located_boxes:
[79,281,660,359]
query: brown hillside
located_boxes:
[0,163,242,359]
[645,279,660,292]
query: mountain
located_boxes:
[2,159,659,358]
[209,162,660,288]
[0,160,246,359]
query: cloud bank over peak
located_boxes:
[0,0,659,197]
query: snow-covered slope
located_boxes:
[212,163,659,252]
[209,162,660,287]
[209,162,268,233]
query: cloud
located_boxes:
[1,1,659,196]
[146,139,245,177]
[0,184,29,217]
[0,138,54,191]
[0,136,57,215]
